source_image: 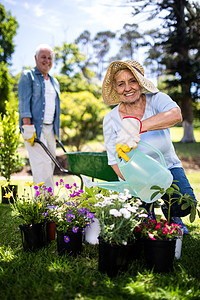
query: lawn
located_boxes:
[0,126,200,299]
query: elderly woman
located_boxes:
[102,60,197,235]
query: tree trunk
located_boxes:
[180,84,196,143]
[181,120,196,143]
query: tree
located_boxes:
[0,4,18,114]
[93,31,116,80]
[0,63,12,114]
[130,0,200,142]
[54,42,86,76]
[117,23,143,60]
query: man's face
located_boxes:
[35,48,53,76]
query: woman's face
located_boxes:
[114,69,142,104]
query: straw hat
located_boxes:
[102,60,159,105]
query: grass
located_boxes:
[0,126,199,299]
[0,202,200,300]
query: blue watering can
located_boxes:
[93,141,173,203]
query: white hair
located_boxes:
[35,44,54,59]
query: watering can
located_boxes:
[93,141,173,203]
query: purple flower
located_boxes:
[42,212,48,217]
[64,236,70,243]
[70,193,76,198]
[48,187,52,193]
[56,182,59,187]
[65,184,72,189]
[60,179,64,183]
[35,191,40,197]
[73,183,77,187]
[34,186,39,190]
[87,212,95,219]
[72,227,79,233]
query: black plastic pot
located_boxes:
[1,184,17,204]
[56,229,82,256]
[19,223,47,251]
[98,237,141,277]
[143,239,176,272]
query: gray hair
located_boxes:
[35,44,54,59]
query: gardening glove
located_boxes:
[22,124,37,146]
[116,117,142,162]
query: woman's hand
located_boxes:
[116,117,141,161]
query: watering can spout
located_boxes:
[92,180,137,196]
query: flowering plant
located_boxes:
[135,217,183,240]
[93,189,148,245]
[10,182,56,225]
[48,182,95,236]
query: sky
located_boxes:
[2,0,144,76]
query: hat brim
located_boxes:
[102,61,159,105]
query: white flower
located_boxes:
[138,213,148,218]
[122,240,127,245]
[136,198,142,205]
[125,205,137,213]
[109,209,122,217]
[119,208,131,219]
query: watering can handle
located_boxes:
[115,141,167,169]
[139,141,167,168]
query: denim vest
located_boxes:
[18,67,60,139]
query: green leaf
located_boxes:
[150,191,160,200]
[189,207,196,223]
[150,185,161,191]
[172,183,179,191]
[166,187,174,195]
[181,203,190,210]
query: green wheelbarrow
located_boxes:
[35,139,118,189]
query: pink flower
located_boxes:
[155,223,161,230]
[148,232,156,240]
[162,227,169,235]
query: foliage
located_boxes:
[0,102,23,182]
[150,183,200,224]
[130,0,200,141]
[60,91,110,150]
[49,181,94,233]
[55,73,101,97]
[0,3,18,113]
[117,23,143,60]
[54,42,87,77]
[93,189,148,245]
[0,3,19,63]
[136,217,182,240]
[93,31,116,80]
[0,62,12,114]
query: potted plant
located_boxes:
[10,181,58,251]
[135,183,200,272]
[90,188,148,276]
[0,102,23,203]
[50,182,95,256]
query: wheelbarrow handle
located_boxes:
[34,138,83,189]
[56,138,67,154]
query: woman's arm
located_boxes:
[141,107,182,132]
[111,164,125,180]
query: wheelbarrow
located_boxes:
[35,139,118,189]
